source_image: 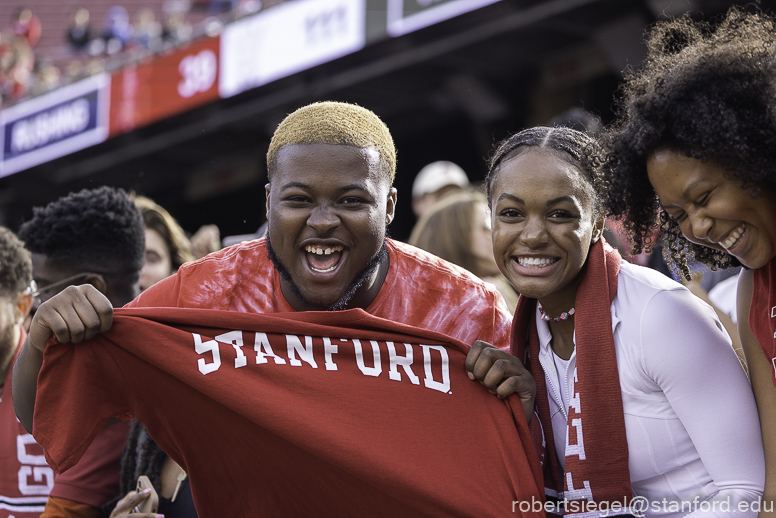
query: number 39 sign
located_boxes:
[178,50,218,99]
[109,36,221,137]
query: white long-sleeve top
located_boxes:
[539,261,764,518]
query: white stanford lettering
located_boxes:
[192,332,451,394]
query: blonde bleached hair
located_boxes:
[267,101,396,184]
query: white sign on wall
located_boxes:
[220,0,365,98]
[387,0,501,37]
[0,74,110,177]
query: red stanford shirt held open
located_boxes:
[33,308,543,518]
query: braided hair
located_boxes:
[602,7,776,279]
[486,126,607,220]
[119,420,168,498]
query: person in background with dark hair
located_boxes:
[0,227,42,517]
[16,186,145,518]
[601,9,776,513]
[66,8,91,53]
[468,126,763,516]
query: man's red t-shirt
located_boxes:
[33,308,543,517]
[1,328,51,518]
[750,257,776,387]
[128,238,512,349]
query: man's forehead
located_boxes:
[276,143,380,164]
[272,144,387,188]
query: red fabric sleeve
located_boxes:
[33,340,133,474]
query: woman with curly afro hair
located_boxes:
[602,7,776,512]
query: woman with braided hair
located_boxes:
[602,8,776,512]
[467,125,763,517]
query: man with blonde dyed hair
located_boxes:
[267,101,396,182]
[15,102,542,516]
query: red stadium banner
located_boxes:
[109,36,220,137]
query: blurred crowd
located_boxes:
[0,0,273,107]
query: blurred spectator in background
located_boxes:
[0,28,35,104]
[162,12,192,47]
[66,8,92,53]
[12,8,41,49]
[133,8,162,52]
[64,59,86,83]
[106,195,198,517]
[84,57,105,76]
[0,8,41,105]
[409,191,518,312]
[411,160,470,218]
[0,227,43,518]
[29,59,60,97]
[133,195,195,291]
[90,6,132,56]
[189,224,221,259]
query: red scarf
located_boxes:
[750,256,776,387]
[511,240,636,517]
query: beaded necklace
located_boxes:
[537,301,575,322]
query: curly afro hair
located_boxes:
[0,227,31,299]
[18,186,145,289]
[601,7,776,279]
[486,125,607,219]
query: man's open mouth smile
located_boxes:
[304,244,345,273]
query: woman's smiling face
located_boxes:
[647,149,776,270]
[490,148,603,305]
